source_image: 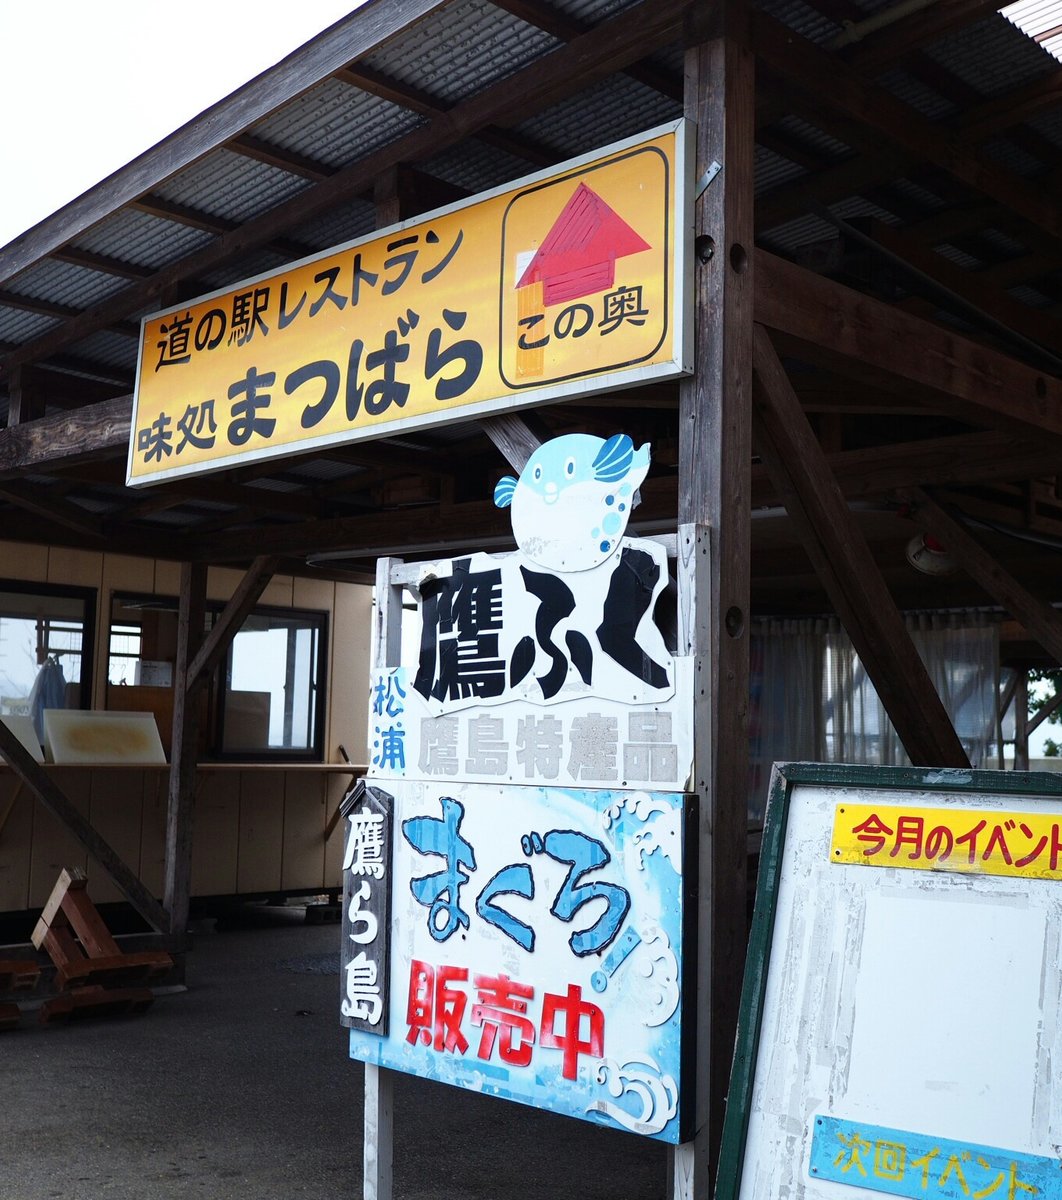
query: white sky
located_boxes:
[0,1,361,250]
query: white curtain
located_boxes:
[748,613,1003,822]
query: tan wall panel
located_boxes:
[191,773,239,896]
[87,768,146,904]
[153,559,182,596]
[139,770,169,899]
[259,576,294,607]
[0,776,33,911]
[0,541,49,581]
[206,566,243,601]
[292,577,335,611]
[281,770,326,891]
[29,769,90,907]
[46,547,103,590]
[237,770,285,894]
[329,583,372,764]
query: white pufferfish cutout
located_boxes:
[493,433,651,572]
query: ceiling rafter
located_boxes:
[752,12,1062,255]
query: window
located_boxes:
[0,583,95,736]
[218,608,327,759]
[108,594,327,761]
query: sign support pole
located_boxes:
[675,2,754,1195]
[362,555,403,1200]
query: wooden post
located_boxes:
[676,3,754,1193]
[1015,671,1030,770]
[163,561,207,936]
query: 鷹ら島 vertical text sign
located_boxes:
[127,121,691,487]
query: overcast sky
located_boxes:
[0,1,360,249]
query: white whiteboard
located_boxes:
[719,765,1062,1200]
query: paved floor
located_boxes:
[2,905,666,1199]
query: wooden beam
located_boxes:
[754,251,1062,441]
[186,555,280,688]
[164,561,207,937]
[0,719,168,932]
[676,5,754,1189]
[0,483,104,539]
[0,394,131,476]
[752,431,1062,508]
[898,486,1062,670]
[857,217,1062,357]
[1,0,691,377]
[752,323,970,767]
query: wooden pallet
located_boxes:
[39,986,154,1026]
[32,868,172,1015]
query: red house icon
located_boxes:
[515,182,651,306]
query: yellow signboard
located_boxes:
[127,121,692,486]
[831,801,1062,881]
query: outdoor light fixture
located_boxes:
[905,532,958,576]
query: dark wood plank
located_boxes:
[751,324,970,768]
[0,395,131,477]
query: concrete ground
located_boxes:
[1,904,666,1200]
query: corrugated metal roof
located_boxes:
[935,243,983,270]
[289,202,378,254]
[0,257,129,310]
[153,149,312,225]
[1008,283,1054,307]
[252,79,425,171]
[773,115,853,159]
[67,330,140,372]
[516,74,680,158]
[0,307,61,343]
[754,146,809,196]
[421,140,544,195]
[875,68,959,121]
[885,177,950,212]
[756,0,842,44]
[979,134,1050,177]
[923,10,1056,98]
[363,0,561,104]
[73,208,214,269]
[1001,0,1062,63]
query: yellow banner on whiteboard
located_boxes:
[127,121,691,487]
[831,802,1062,880]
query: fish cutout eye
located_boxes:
[494,475,517,508]
[592,433,634,483]
[533,463,543,482]
[565,457,576,477]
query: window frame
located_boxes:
[0,580,96,712]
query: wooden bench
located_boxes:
[31,868,172,1017]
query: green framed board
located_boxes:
[717,762,1062,1200]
